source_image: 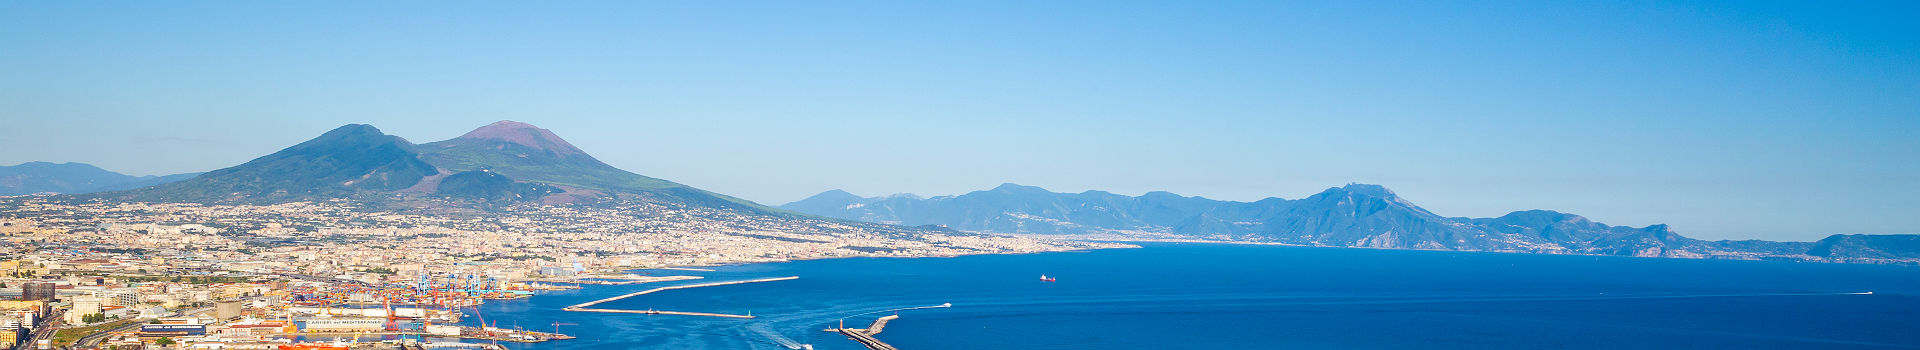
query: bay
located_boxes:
[466,243,1920,349]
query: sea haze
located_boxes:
[464,244,1920,349]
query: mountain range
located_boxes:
[782,184,1920,263]
[87,121,771,213]
[7,120,1914,263]
[0,162,200,196]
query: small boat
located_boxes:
[1040,275,1056,282]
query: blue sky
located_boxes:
[2,1,1915,241]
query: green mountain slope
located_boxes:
[415,121,773,212]
[92,121,777,214]
[102,124,436,204]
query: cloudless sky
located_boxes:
[2,1,1916,241]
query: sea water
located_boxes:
[467,243,1920,349]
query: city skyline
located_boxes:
[4,1,1917,241]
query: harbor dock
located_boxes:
[561,276,800,318]
[282,325,574,343]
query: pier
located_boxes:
[527,275,703,285]
[865,315,896,334]
[827,315,901,350]
[562,276,799,318]
[401,342,510,350]
[557,308,756,318]
[660,267,717,272]
[823,303,947,350]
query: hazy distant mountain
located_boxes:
[0,161,201,196]
[98,121,775,213]
[1807,235,1920,262]
[784,184,1920,263]
[780,189,882,216]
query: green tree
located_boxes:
[155,337,175,346]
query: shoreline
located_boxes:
[997,234,1920,266]
[593,241,1140,275]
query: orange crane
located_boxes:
[382,297,399,331]
[471,304,493,335]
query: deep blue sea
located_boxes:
[454,243,1920,349]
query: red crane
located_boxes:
[472,305,488,333]
[383,297,400,331]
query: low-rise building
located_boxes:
[139,323,207,338]
[215,300,242,320]
[0,325,20,349]
[298,317,385,332]
[0,300,46,318]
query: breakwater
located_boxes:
[561,276,800,318]
[828,315,902,350]
[528,275,704,285]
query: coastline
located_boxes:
[994,233,1920,266]
[588,239,1140,275]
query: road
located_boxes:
[71,321,141,350]
[21,302,222,350]
[280,273,369,286]
[176,306,214,317]
[12,308,60,350]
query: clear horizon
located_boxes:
[3,1,1916,241]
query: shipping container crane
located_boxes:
[383,297,400,331]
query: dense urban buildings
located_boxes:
[0,196,1120,349]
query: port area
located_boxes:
[824,315,900,350]
[280,325,575,343]
[523,274,704,286]
[561,276,800,318]
[283,340,513,350]
[402,342,510,350]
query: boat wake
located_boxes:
[748,324,806,349]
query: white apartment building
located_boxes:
[64,295,102,324]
